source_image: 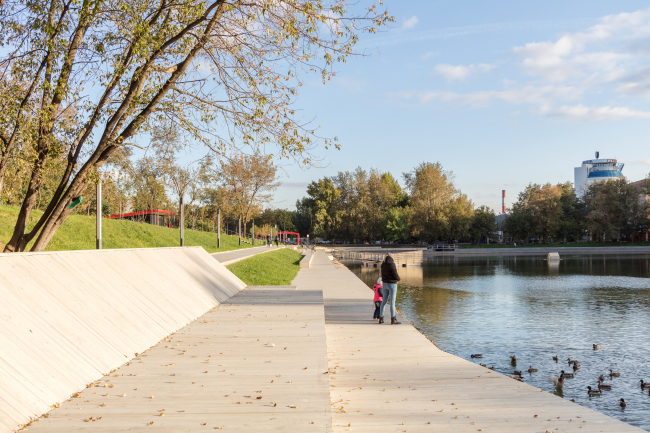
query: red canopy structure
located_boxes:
[278,231,300,245]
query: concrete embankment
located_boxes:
[331,245,650,258]
[0,247,246,432]
[428,246,650,256]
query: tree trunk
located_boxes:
[2,146,49,252]
[0,156,8,199]
[31,206,75,251]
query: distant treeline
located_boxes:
[267,165,650,245]
[284,162,498,244]
[504,179,650,243]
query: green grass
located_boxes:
[227,249,304,285]
[458,241,650,249]
[0,204,253,253]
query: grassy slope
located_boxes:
[0,204,252,253]
[227,249,303,285]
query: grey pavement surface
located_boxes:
[23,287,331,433]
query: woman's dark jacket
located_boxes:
[381,256,401,284]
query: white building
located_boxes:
[574,152,624,198]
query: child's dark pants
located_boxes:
[373,301,381,319]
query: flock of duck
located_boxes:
[470,344,648,408]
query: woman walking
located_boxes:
[379,254,401,325]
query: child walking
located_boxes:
[372,278,383,321]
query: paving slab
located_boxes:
[22,287,332,433]
[292,250,644,433]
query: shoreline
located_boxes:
[333,255,444,351]
[298,250,644,432]
[428,246,650,256]
[327,245,650,257]
[338,253,650,431]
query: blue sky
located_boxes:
[269,0,650,212]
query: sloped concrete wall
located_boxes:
[0,247,246,432]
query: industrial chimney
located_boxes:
[502,190,506,214]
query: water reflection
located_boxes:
[347,255,650,431]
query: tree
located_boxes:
[584,179,647,241]
[1,0,391,252]
[383,207,409,242]
[305,178,340,240]
[503,182,565,243]
[275,209,297,233]
[366,170,400,241]
[404,162,459,242]
[293,197,314,237]
[445,194,474,242]
[332,169,365,241]
[167,159,211,216]
[526,183,564,241]
[470,206,496,244]
[129,157,170,215]
[503,204,532,243]
[556,184,585,243]
[202,184,231,226]
[217,152,279,227]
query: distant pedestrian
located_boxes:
[514,242,517,248]
[379,254,401,325]
[372,278,383,321]
[275,236,279,247]
[267,235,271,247]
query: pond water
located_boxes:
[346,254,650,431]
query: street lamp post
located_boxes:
[180,196,184,247]
[217,209,221,248]
[96,180,102,249]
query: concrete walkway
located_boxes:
[212,245,282,265]
[293,250,644,433]
[24,287,331,433]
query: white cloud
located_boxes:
[395,9,650,122]
[616,67,650,96]
[434,63,495,82]
[420,51,439,60]
[628,158,650,165]
[402,16,419,30]
[434,64,473,81]
[513,9,650,84]
[362,17,598,49]
[419,85,582,107]
[542,104,650,121]
[514,37,629,82]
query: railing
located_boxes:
[330,249,424,266]
[430,244,458,252]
